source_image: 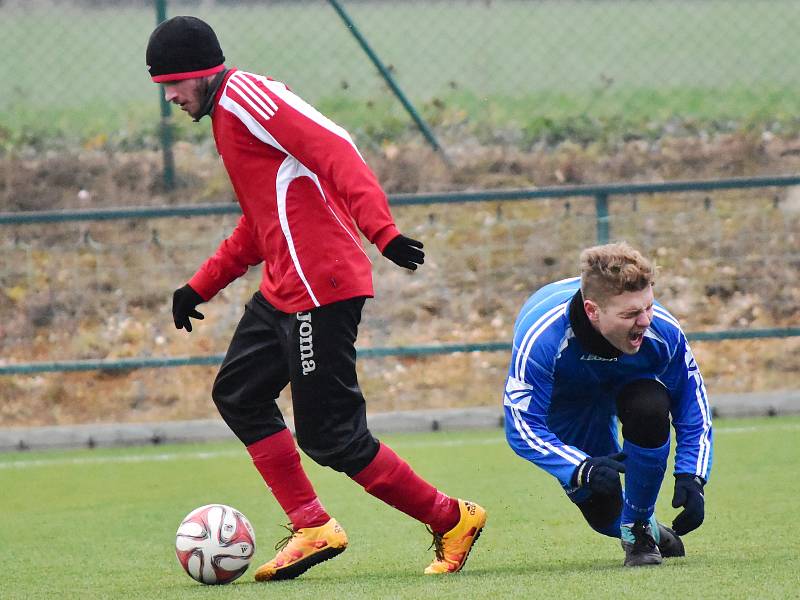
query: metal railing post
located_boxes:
[595,192,609,244]
[154,0,176,191]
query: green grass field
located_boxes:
[2,1,800,145]
[3,416,799,599]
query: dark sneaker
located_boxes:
[656,523,685,558]
[621,521,662,567]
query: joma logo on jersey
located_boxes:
[580,354,618,362]
[297,312,316,375]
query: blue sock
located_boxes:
[620,438,669,527]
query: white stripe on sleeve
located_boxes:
[511,407,586,466]
[653,306,682,331]
[680,339,712,478]
[236,73,279,112]
[219,94,287,153]
[510,406,548,456]
[514,302,568,380]
[246,73,363,157]
[227,77,276,121]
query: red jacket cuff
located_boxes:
[373,225,402,253]
[187,271,219,302]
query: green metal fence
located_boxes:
[2,175,799,376]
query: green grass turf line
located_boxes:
[2,417,798,599]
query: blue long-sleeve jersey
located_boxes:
[504,277,712,491]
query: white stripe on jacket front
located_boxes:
[275,157,321,307]
[220,84,369,265]
[217,94,320,305]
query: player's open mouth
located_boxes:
[629,330,644,345]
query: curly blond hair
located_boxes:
[580,242,655,306]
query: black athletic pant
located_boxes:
[211,292,379,476]
[576,378,671,533]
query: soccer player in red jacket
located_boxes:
[146,16,485,580]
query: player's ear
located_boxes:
[583,298,601,323]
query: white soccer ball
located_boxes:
[175,504,256,585]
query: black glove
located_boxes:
[671,474,705,535]
[172,284,205,332]
[381,234,424,270]
[573,452,627,496]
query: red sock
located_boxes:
[351,443,460,534]
[246,429,330,530]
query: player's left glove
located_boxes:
[573,452,627,496]
[671,474,705,535]
[172,284,205,332]
[382,234,424,271]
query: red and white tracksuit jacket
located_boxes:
[187,68,401,313]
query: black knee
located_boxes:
[616,379,670,448]
[211,368,251,422]
[296,429,379,476]
[577,487,623,536]
[210,369,287,446]
[211,369,236,417]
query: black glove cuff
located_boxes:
[675,473,705,488]
[175,284,203,305]
[573,458,591,487]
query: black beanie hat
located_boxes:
[146,16,225,83]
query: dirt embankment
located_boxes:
[4,130,800,210]
[1,132,799,427]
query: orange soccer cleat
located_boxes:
[424,499,487,574]
[254,518,348,581]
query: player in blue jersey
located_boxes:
[504,242,712,566]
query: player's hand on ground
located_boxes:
[172,284,205,332]
[671,474,705,535]
[573,452,627,495]
[382,234,424,270]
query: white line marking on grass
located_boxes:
[0,438,507,470]
[714,423,800,435]
[1,422,797,470]
[392,436,504,449]
[0,449,243,470]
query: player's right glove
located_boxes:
[572,452,627,496]
[381,234,424,271]
[671,474,705,535]
[172,284,205,332]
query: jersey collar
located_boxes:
[568,290,622,359]
[193,67,232,122]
